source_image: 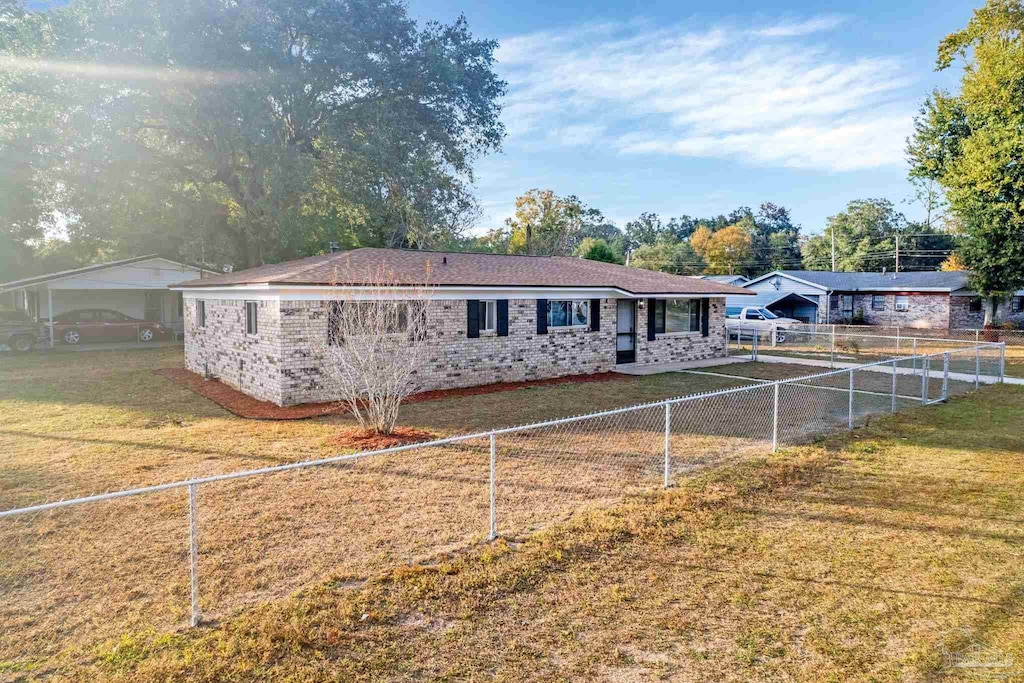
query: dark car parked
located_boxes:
[0,310,43,353]
[51,309,168,344]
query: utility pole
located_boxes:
[895,234,900,273]
[831,228,836,272]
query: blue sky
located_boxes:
[408,0,979,237]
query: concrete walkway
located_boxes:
[752,353,1020,386]
[612,356,751,376]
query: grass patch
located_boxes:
[1,348,780,671]
[4,349,1021,681]
[49,384,1024,682]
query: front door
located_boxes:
[616,300,636,364]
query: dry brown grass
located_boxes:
[4,349,1017,681]
[0,347,777,675]
[56,384,1024,682]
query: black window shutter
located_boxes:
[497,299,509,336]
[467,299,480,338]
[590,299,600,331]
[700,299,710,337]
[647,298,657,341]
[536,299,548,335]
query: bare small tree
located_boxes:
[307,269,434,435]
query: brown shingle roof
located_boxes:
[176,248,752,296]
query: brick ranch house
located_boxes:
[172,248,751,406]
[739,270,1024,329]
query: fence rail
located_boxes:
[0,334,1007,667]
[727,325,1005,376]
[784,322,1024,346]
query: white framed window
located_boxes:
[477,300,497,332]
[871,295,885,311]
[895,295,910,312]
[548,300,588,328]
[197,300,206,328]
[841,295,854,316]
[655,299,702,333]
[245,301,258,335]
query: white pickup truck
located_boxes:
[725,306,801,343]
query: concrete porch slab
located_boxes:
[612,356,751,376]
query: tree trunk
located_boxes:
[984,296,1008,327]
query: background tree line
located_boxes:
[461,190,806,279]
[462,189,961,280]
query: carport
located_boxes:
[1,255,206,346]
[726,291,820,323]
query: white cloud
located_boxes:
[495,16,916,172]
[753,16,847,37]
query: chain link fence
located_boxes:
[728,325,1005,371]
[785,323,1024,346]
[0,337,1006,671]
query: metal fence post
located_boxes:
[1000,343,1006,383]
[489,432,497,541]
[771,383,779,452]
[921,357,929,404]
[830,327,836,369]
[663,402,671,487]
[891,360,897,413]
[752,328,759,361]
[771,323,777,348]
[188,483,200,628]
[912,338,918,376]
[975,347,981,390]
[942,352,949,401]
[848,369,854,430]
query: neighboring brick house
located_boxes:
[172,248,750,406]
[740,270,1024,329]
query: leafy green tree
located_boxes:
[504,190,604,256]
[753,203,802,273]
[630,239,704,275]
[574,237,621,264]
[907,0,1024,324]
[802,199,908,272]
[2,0,505,270]
[624,212,666,250]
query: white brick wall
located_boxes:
[183,298,284,404]
[185,296,729,406]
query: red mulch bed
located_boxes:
[326,426,437,450]
[154,367,631,421]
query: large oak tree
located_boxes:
[1,0,505,272]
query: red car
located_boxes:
[51,309,169,344]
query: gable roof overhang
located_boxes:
[0,256,209,293]
[743,270,831,292]
[726,291,821,309]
